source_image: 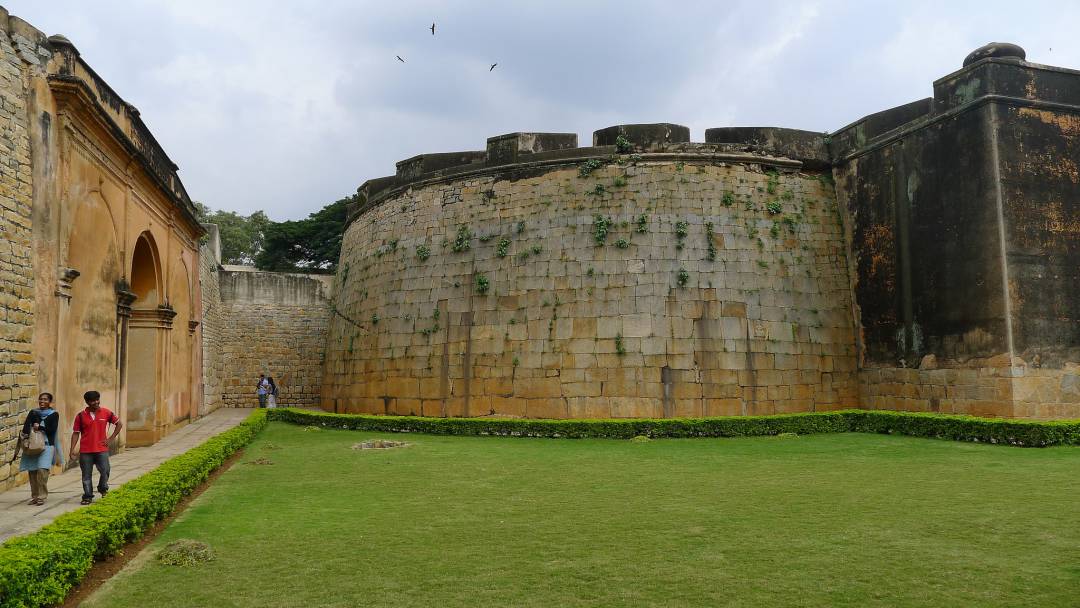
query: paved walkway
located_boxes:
[0,407,254,542]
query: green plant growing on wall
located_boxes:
[676,268,689,288]
[612,176,627,188]
[615,333,626,356]
[415,244,430,262]
[512,355,520,367]
[766,170,780,195]
[387,238,399,251]
[705,221,717,262]
[531,245,543,255]
[745,199,755,211]
[770,223,781,239]
[593,215,612,247]
[757,260,769,269]
[475,274,490,295]
[451,225,472,253]
[766,200,783,215]
[586,267,595,277]
[371,313,379,325]
[675,220,689,250]
[674,161,685,172]
[783,215,798,233]
[636,214,649,234]
[589,183,607,196]
[747,225,759,239]
[478,233,495,243]
[496,238,511,258]
[781,190,795,202]
[516,250,531,262]
[516,221,526,234]
[615,238,629,249]
[615,135,633,154]
[722,191,736,207]
[579,159,604,177]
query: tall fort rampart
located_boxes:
[325,43,1080,419]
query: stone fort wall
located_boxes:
[0,12,41,489]
[322,128,859,418]
[213,266,331,408]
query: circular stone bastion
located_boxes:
[321,124,859,419]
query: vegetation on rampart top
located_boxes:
[196,194,353,273]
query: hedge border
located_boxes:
[0,409,267,608]
[267,408,1080,447]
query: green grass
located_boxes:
[85,423,1080,607]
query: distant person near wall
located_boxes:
[267,377,279,408]
[11,392,64,506]
[69,390,122,505]
[257,374,270,408]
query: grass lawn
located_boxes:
[85,422,1080,607]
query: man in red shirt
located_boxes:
[68,390,123,505]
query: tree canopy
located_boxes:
[255,195,353,273]
[195,195,352,273]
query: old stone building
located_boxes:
[326,43,1079,420]
[0,10,206,488]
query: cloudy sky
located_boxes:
[8,1,1078,220]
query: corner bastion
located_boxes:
[323,43,1080,420]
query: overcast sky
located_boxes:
[8,1,1078,220]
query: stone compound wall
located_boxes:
[0,11,42,489]
[215,268,332,408]
[198,225,226,415]
[323,135,858,418]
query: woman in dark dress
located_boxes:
[18,392,64,505]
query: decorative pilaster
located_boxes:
[55,267,80,301]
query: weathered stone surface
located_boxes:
[592,123,690,151]
[323,151,858,418]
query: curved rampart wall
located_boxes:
[323,139,858,418]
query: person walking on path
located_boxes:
[267,377,278,408]
[256,374,270,408]
[10,393,64,505]
[68,390,122,505]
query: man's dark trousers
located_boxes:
[79,452,110,500]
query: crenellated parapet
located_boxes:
[350,123,829,226]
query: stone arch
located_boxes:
[168,255,194,423]
[125,231,172,446]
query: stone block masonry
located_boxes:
[0,10,41,490]
[199,227,226,415]
[324,139,859,418]
[215,268,332,408]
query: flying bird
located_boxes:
[396,55,405,63]
[489,63,497,71]
[430,22,435,35]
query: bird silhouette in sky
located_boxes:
[489,63,497,71]
[430,22,435,35]
[396,55,405,63]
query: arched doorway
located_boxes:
[125,233,173,446]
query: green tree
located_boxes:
[196,203,271,265]
[255,195,353,273]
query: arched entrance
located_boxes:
[124,233,174,446]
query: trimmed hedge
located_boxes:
[267,408,1080,447]
[0,409,267,608]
